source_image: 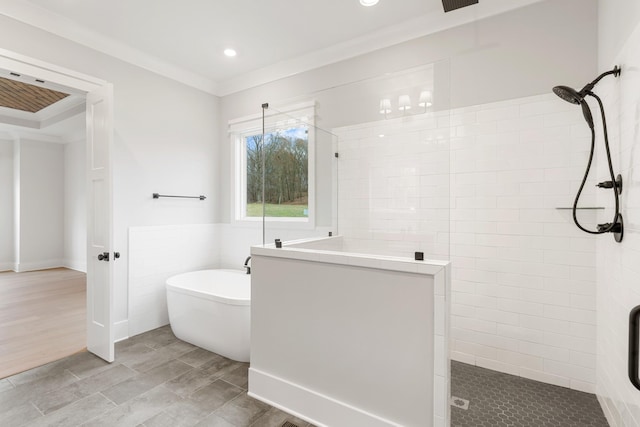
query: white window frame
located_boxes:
[229,101,316,229]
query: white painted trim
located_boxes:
[15,259,64,272]
[0,2,217,95]
[114,320,129,343]
[227,101,316,132]
[13,137,20,273]
[0,48,105,92]
[248,368,404,427]
[0,115,38,129]
[215,0,547,95]
[0,262,14,272]
[63,258,87,273]
[2,130,62,144]
[229,102,317,229]
[1,47,117,362]
[40,102,85,129]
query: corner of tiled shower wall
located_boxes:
[334,93,600,393]
[594,20,640,427]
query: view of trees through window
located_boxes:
[245,125,309,217]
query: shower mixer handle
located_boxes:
[596,174,623,194]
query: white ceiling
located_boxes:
[2,0,545,97]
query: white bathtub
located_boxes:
[166,269,251,362]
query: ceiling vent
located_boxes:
[442,0,478,13]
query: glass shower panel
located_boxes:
[257,59,451,261]
[258,105,338,246]
[316,60,451,261]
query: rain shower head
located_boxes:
[552,85,583,104]
[552,66,621,105]
[551,66,622,130]
[552,85,594,129]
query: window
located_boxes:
[244,126,309,218]
[230,102,315,225]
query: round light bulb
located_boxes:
[360,0,379,6]
[224,48,237,57]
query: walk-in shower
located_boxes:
[553,66,624,242]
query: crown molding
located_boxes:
[215,0,544,96]
[0,0,218,95]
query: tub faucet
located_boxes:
[243,256,251,275]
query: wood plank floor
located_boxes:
[0,268,86,379]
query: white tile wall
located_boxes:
[335,93,600,393]
[128,224,219,337]
[595,20,640,427]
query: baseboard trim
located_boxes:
[16,259,64,272]
[248,368,403,427]
[114,320,129,343]
[597,393,620,427]
[0,262,14,272]
[63,259,87,273]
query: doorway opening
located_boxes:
[0,48,116,373]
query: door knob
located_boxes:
[97,252,110,261]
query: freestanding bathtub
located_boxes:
[166,269,251,362]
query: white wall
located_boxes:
[17,139,65,271]
[128,224,219,338]
[0,15,219,338]
[595,3,640,425]
[598,0,640,67]
[63,138,86,272]
[0,134,86,273]
[0,139,13,271]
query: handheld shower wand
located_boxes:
[552,66,623,242]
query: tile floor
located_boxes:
[0,326,313,427]
[0,325,611,427]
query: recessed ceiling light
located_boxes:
[360,0,379,6]
[224,48,237,57]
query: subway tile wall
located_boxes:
[595,21,640,427]
[334,93,599,393]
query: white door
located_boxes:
[86,84,115,362]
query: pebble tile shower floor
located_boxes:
[451,361,609,426]
[0,326,609,426]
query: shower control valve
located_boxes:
[596,174,623,194]
[597,214,624,243]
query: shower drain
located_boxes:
[450,396,470,410]
[281,422,299,427]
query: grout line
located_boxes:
[67,369,82,381]
[30,401,45,417]
[98,391,118,406]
